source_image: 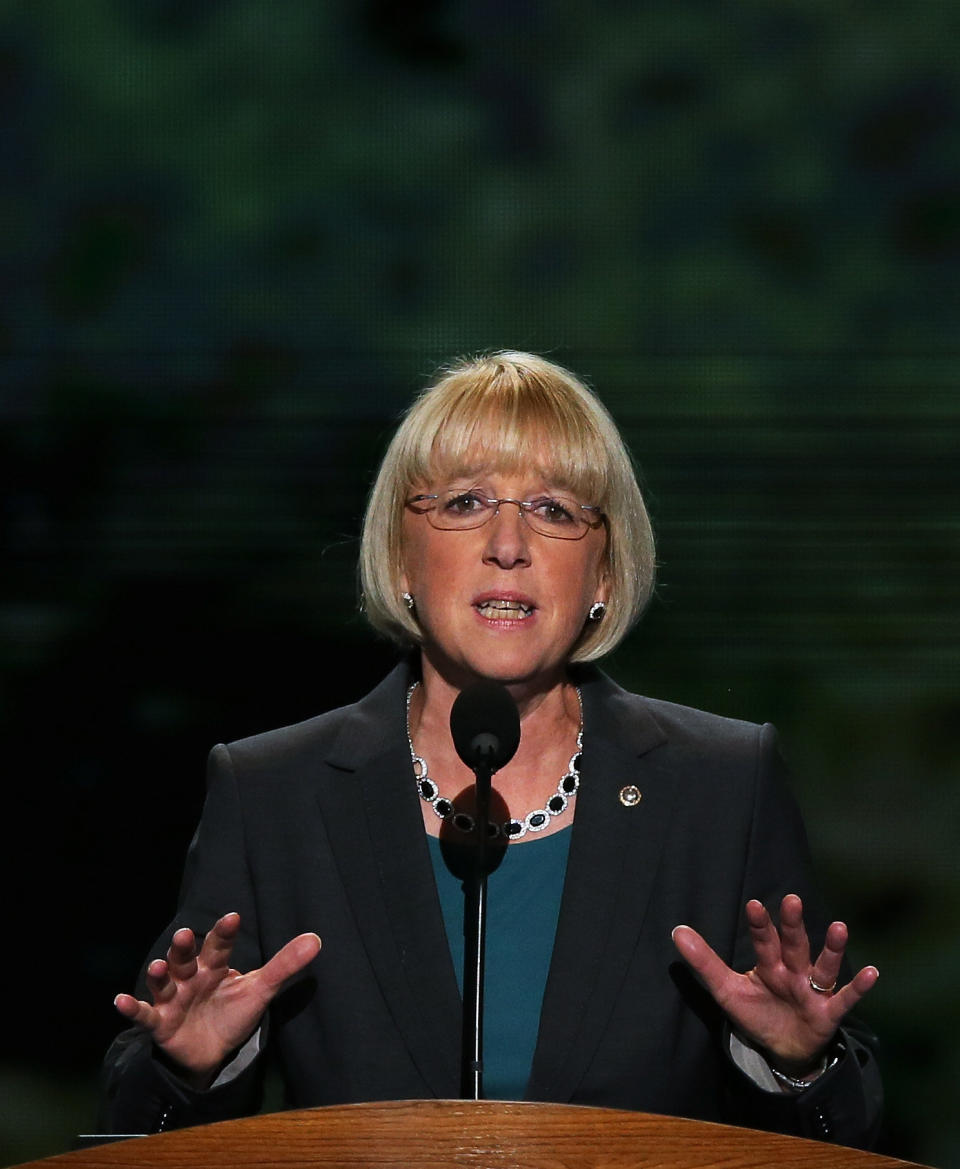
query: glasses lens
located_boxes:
[521,495,589,539]
[427,490,495,530]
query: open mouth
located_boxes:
[475,598,534,620]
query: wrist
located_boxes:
[768,1038,844,1092]
[153,1044,226,1092]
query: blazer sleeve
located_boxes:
[99,744,268,1134]
[721,723,883,1148]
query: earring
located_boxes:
[589,601,606,621]
[402,591,415,612]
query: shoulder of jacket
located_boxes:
[579,666,770,756]
[213,661,410,770]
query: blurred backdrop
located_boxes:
[1,1,958,1165]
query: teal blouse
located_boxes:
[427,827,572,1100]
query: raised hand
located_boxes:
[113,912,321,1087]
[672,893,878,1073]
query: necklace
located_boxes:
[405,681,583,841]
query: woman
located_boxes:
[103,352,881,1144]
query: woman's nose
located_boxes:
[481,501,532,568]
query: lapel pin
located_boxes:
[619,785,642,807]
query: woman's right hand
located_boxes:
[113,912,321,1088]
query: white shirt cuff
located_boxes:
[209,1028,263,1089]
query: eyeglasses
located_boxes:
[406,488,604,540]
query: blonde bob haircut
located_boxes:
[360,351,655,662]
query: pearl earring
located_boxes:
[589,601,606,621]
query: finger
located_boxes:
[671,925,736,1002]
[114,992,159,1028]
[809,919,849,991]
[144,958,178,1004]
[827,964,880,1022]
[166,928,200,979]
[743,899,784,970]
[256,933,322,998]
[776,894,814,975]
[197,912,242,972]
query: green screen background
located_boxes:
[2,3,958,1165]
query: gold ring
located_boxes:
[808,975,837,995]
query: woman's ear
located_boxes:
[595,567,611,606]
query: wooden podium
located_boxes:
[6,1100,926,1169]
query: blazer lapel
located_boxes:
[316,665,462,1097]
[527,672,675,1102]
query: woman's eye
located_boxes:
[444,491,486,514]
[530,497,576,524]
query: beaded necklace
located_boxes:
[405,681,582,841]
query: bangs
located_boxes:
[400,366,612,506]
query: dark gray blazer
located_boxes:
[100,663,881,1146]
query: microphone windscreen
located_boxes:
[450,681,521,772]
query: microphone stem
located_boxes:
[461,758,493,1100]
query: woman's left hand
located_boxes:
[672,893,879,1073]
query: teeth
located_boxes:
[476,600,532,619]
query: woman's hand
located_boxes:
[113,912,321,1088]
[672,893,878,1074]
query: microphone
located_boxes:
[450,681,521,773]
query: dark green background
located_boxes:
[2,2,958,1165]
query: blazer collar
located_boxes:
[325,662,416,771]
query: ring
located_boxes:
[808,975,837,995]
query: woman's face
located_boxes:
[400,467,608,692]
